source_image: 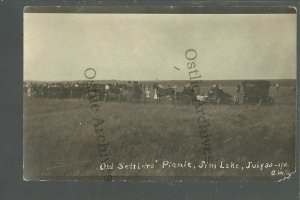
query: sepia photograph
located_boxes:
[23,8,296,181]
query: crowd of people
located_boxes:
[24,81,282,104]
[23,81,170,102]
[23,81,198,103]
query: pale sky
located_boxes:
[24,13,296,81]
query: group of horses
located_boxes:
[23,82,198,103]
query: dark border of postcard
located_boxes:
[0,2,299,200]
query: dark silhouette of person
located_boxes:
[236,84,241,94]
[276,83,280,93]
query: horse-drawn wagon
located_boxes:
[195,85,237,105]
[241,80,274,105]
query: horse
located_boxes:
[176,86,196,104]
[128,83,144,102]
[152,83,176,101]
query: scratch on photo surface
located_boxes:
[172,66,181,70]
[275,170,296,182]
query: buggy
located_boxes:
[204,85,233,104]
[241,80,274,105]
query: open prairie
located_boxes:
[23,84,296,180]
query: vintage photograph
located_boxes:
[23,9,296,181]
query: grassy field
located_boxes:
[23,86,296,180]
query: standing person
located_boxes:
[143,87,147,103]
[154,88,159,102]
[276,83,280,93]
[236,84,241,94]
[105,84,110,91]
[104,84,110,101]
[27,84,32,97]
[185,81,191,89]
[145,88,151,101]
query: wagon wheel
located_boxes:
[235,97,240,105]
[257,98,262,106]
[241,97,245,105]
[271,97,275,105]
[268,97,275,105]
